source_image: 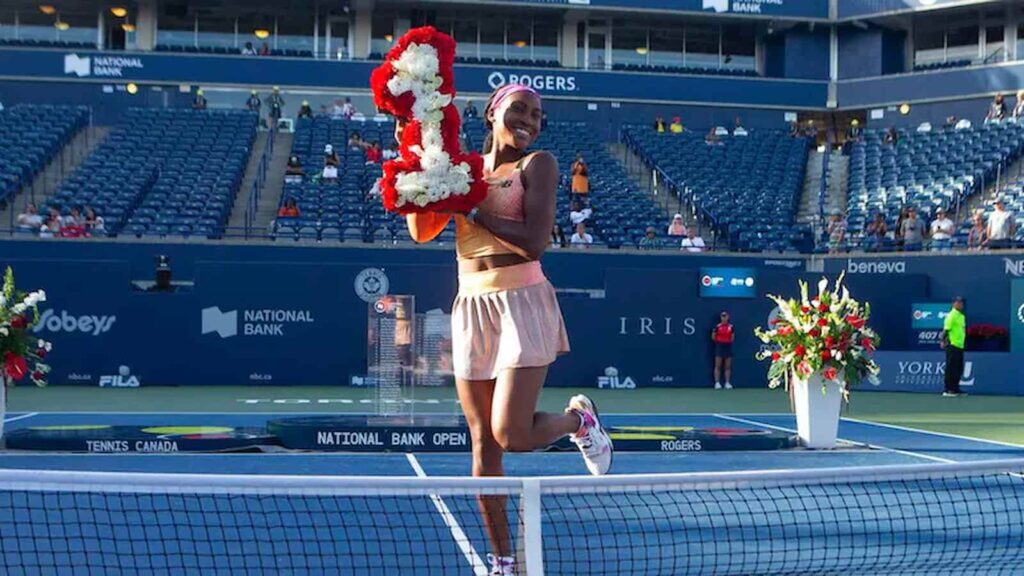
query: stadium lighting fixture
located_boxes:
[899,103,911,115]
[384,34,393,43]
[254,28,271,39]
[126,83,139,95]
[54,20,70,31]
[122,23,136,32]
[513,40,527,48]
[110,7,128,17]
[635,47,649,55]
[39,5,56,15]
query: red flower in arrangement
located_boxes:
[817,317,829,327]
[771,352,781,361]
[794,344,806,358]
[823,367,839,381]
[846,315,865,330]
[35,348,47,359]
[801,305,811,314]
[777,325,793,336]
[861,337,874,351]
[808,328,821,338]
[3,351,27,381]
[31,371,43,381]
[824,336,835,348]
[10,315,26,329]
[821,349,832,361]
[818,303,829,313]
[796,361,813,377]
[370,26,488,215]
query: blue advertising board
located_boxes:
[839,0,978,19]
[699,267,758,298]
[455,0,828,18]
[0,49,828,109]
[910,302,949,349]
[866,351,1024,396]
[1012,280,1024,353]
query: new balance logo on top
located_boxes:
[703,0,729,12]
[64,54,91,77]
[202,307,238,339]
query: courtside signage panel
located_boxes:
[910,303,948,349]
[699,267,757,298]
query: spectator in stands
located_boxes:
[804,121,818,140]
[681,227,706,252]
[789,121,801,138]
[245,90,261,115]
[348,131,367,151]
[733,116,747,136]
[267,87,285,129]
[365,141,383,164]
[570,154,589,204]
[64,206,83,228]
[929,207,955,251]
[570,222,593,248]
[59,207,86,238]
[298,100,314,119]
[463,100,478,120]
[16,203,43,231]
[241,42,258,56]
[38,214,59,238]
[653,117,665,133]
[192,89,207,111]
[847,119,863,141]
[278,198,301,218]
[341,97,356,119]
[986,94,1007,124]
[968,213,987,250]
[669,116,685,133]
[569,201,592,227]
[83,207,105,236]
[827,210,847,254]
[985,198,1017,249]
[639,227,660,250]
[259,42,271,56]
[863,212,887,251]
[705,128,721,146]
[667,214,687,237]
[551,224,567,248]
[1014,90,1024,122]
[382,143,399,161]
[900,207,926,251]
[883,127,898,147]
[285,155,304,182]
[322,144,340,183]
[330,99,345,118]
[945,116,958,128]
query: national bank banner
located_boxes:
[866,351,1024,396]
[0,49,828,109]
[839,0,976,19]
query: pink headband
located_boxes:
[487,84,540,115]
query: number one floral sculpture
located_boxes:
[370,26,487,214]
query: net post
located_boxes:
[521,478,545,576]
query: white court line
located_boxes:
[3,412,39,423]
[842,417,1024,450]
[713,413,954,464]
[406,453,489,576]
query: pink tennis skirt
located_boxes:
[451,261,570,381]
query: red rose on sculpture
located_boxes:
[823,367,839,381]
[10,315,26,329]
[794,344,806,358]
[817,317,829,327]
[846,315,865,330]
[4,351,27,381]
[821,349,832,361]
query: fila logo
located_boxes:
[597,376,637,389]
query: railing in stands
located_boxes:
[816,135,831,250]
[243,126,275,239]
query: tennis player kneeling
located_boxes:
[405,84,612,575]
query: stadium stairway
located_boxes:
[0,126,108,226]
[796,152,849,228]
[610,141,703,236]
[226,131,294,235]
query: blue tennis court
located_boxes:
[2,411,1024,575]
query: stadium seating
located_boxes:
[845,123,1024,249]
[612,63,758,77]
[0,39,95,50]
[47,109,257,238]
[912,59,972,72]
[274,116,390,242]
[0,104,89,205]
[623,127,811,252]
[155,45,315,59]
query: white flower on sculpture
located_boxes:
[11,303,25,315]
[0,327,8,336]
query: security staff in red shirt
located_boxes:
[712,311,734,389]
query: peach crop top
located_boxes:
[406,162,527,258]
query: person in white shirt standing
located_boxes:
[986,198,1017,250]
[570,222,593,248]
[569,201,591,227]
[929,207,955,251]
[680,227,706,252]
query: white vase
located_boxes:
[0,377,6,440]
[792,372,844,449]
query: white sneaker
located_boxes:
[724,382,733,390]
[714,382,722,390]
[567,394,613,476]
[942,392,958,397]
[487,554,515,576]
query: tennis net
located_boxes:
[2,459,1024,575]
